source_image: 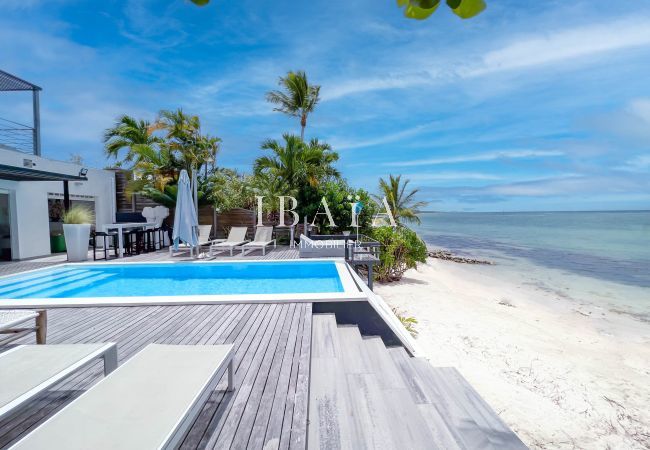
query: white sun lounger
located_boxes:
[10,344,235,450]
[0,343,118,422]
[209,226,249,256]
[0,310,47,345]
[169,224,213,257]
[240,226,276,256]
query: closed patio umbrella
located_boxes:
[172,169,198,250]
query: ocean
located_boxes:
[413,211,650,316]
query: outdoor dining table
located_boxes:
[101,222,157,258]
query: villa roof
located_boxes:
[0,164,87,182]
[0,70,42,92]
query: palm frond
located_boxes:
[376,174,428,226]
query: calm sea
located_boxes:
[413,211,650,289]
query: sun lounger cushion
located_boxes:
[214,227,247,244]
[0,343,117,421]
[240,227,276,255]
[10,344,234,450]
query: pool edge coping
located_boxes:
[0,258,366,308]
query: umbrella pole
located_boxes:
[191,168,198,222]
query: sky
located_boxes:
[1,0,649,212]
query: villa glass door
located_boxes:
[0,193,11,260]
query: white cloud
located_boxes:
[321,72,436,102]
[482,174,649,197]
[330,123,435,150]
[321,16,650,101]
[588,97,650,143]
[384,150,564,167]
[468,18,650,76]
[616,154,650,173]
[628,99,650,123]
[405,172,501,181]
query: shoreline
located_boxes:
[376,257,650,449]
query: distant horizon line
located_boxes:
[418,209,650,214]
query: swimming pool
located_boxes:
[0,260,363,307]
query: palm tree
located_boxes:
[374,175,428,225]
[254,134,305,190]
[251,172,295,218]
[155,109,199,169]
[266,71,320,140]
[123,144,178,199]
[254,134,339,191]
[302,138,340,185]
[198,135,221,176]
[103,115,160,165]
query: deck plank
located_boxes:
[230,303,298,448]
[209,304,290,448]
[258,302,304,449]
[179,304,271,449]
[289,303,312,450]
[199,304,282,448]
[279,303,308,450]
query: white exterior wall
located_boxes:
[0,149,116,260]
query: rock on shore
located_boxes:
[428,249,494,265]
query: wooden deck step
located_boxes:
[361,337,442,450]
[410,360,528,450]
[336,327,397,449]
[336,326,374,374]
[309,314,352,450]
[388,346,527,450]
[309,321,447,450]
[311,321,528,450]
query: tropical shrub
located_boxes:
[208,170,256,212]
[62,205,94,225]
[371,226,427,282]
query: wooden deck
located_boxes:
[0,303,312,449]
[0,247,528,449]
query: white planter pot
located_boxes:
[63,224,91,262]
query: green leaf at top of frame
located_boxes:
[190,0,210,6]
[447,0,486,19]
[402,0,441,20]
[411,0,441,8]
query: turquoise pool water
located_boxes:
[0,261,345,299]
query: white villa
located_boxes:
[0,70,116,261]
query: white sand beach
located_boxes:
[376,257,650,449]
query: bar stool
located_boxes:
[143,227,156,252]
[134,229,147,255]
[154,227,165,249]
[123,229,140,256]
[92,231,118,260]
